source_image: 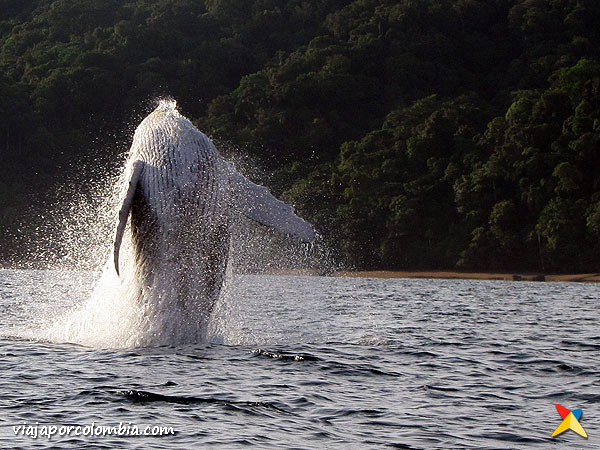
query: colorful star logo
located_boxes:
[552,404,587,439]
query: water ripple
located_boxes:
[1,272,599,448]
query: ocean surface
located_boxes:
[0,269,598,449]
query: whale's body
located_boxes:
[113,101,315,341]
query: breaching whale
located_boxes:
[112,100,315,341]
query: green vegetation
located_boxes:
[1,0,599,272]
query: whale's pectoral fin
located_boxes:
[230,170,316,243]
[114,160,145,276]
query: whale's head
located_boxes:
[130,99,209,165]
[136,99,184,136]
[155,98,178,112]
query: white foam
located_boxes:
[34,100,327,349]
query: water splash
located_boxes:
[27,100,333,349]
[156,97,177,112]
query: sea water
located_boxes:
[0,270,598,449]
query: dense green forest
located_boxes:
[1,0,600,272]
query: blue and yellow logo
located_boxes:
[552,404,587,439]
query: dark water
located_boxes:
[0,270,599,448]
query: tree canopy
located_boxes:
[1,0,600,272]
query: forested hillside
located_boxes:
[1,0,599,272]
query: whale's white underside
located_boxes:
[108,101,315,343]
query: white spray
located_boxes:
[44,99,318,348]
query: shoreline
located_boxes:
[1,266,599,283]
[333,270,600,283]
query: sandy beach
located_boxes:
[256,268,600,283]
[333,270,600,283]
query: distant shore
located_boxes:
[1,266,599,283]
[246,268,600,283]
[333,270,600,283]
